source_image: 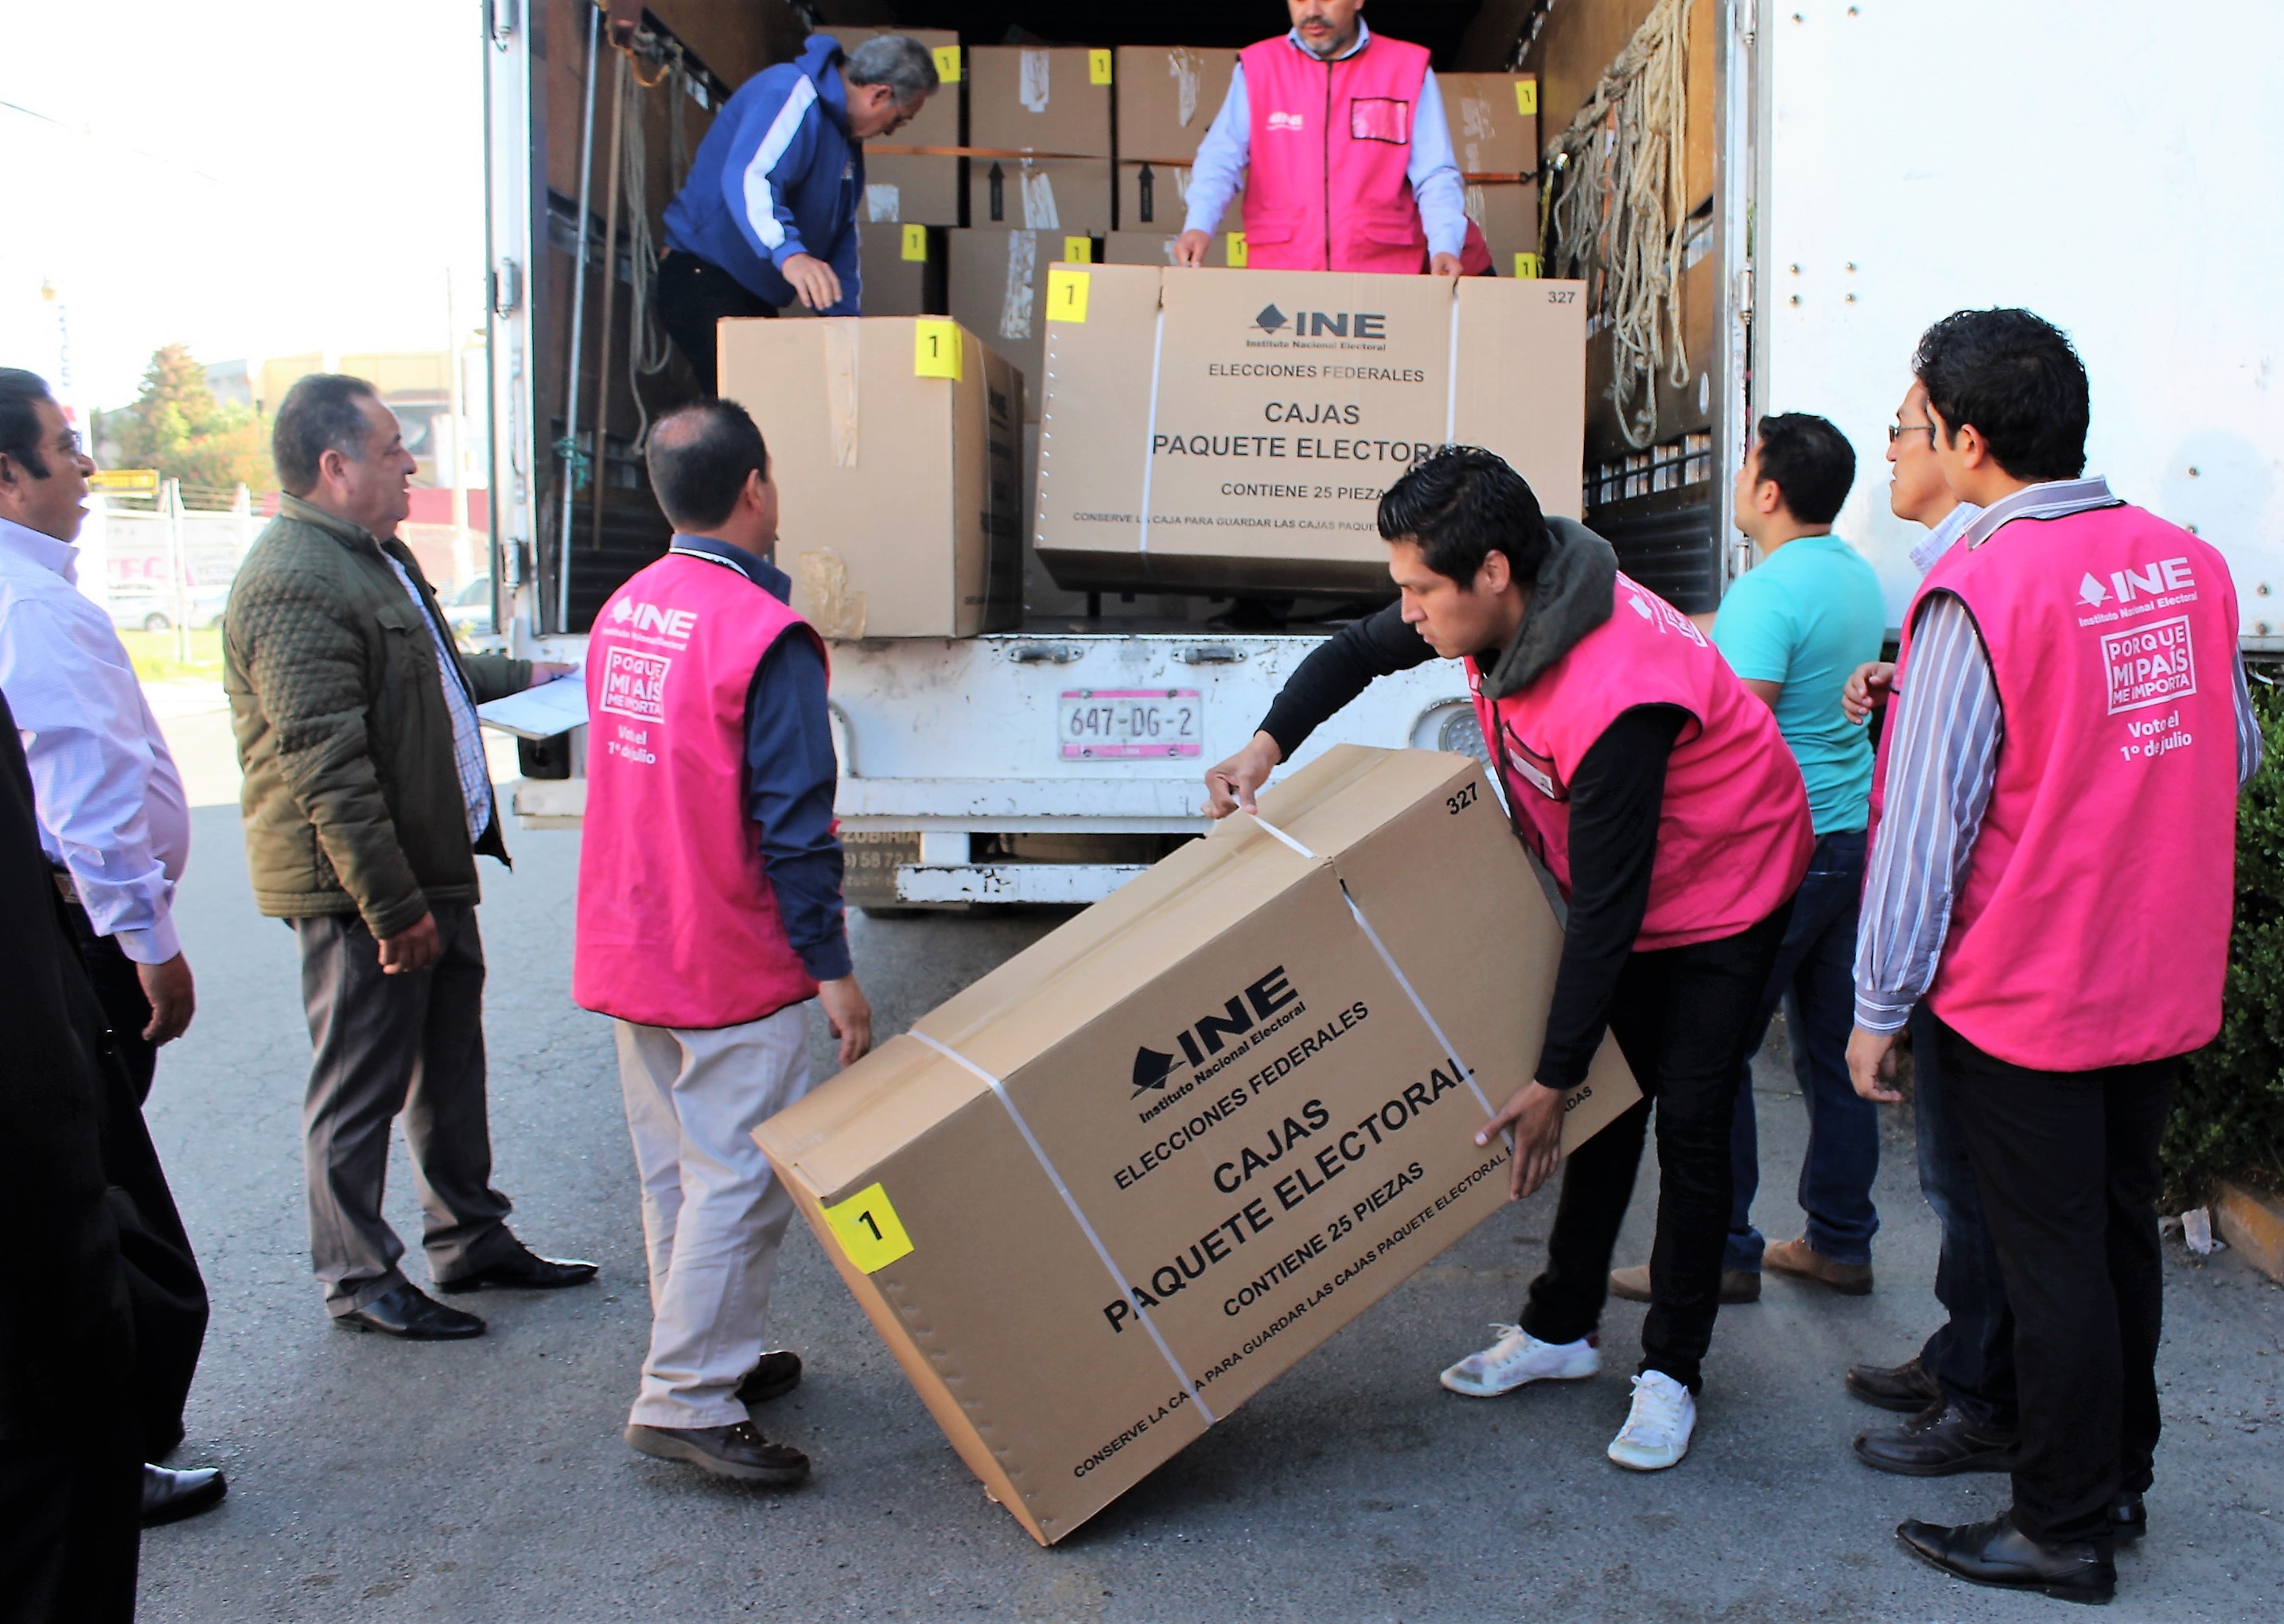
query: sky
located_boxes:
[0,0,487,418]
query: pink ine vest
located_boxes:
[1470,575,1814,949]
[1239,33,1431,273]
[574,551,826,1031]
[1905,505,2241,1070]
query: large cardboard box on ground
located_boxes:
[862,153,964,227]
[967,157,1114,236]
[821,26,962,149]
[969,45,1115,157]
[1438,73,1540,176]
[1115,45,1238,161]
[1033,264,1586,596]
[718,316,1024,638]
[756,745,1641,1545]
[1116,161,1242,235]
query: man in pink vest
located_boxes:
[1174,2,1468,274]
[574,400,874,1487]
[1204,446,1811,1473]
[1851,310,2261,1603]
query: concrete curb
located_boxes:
[2214,1179,2284,1284]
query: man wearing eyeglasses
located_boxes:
[0,368,224,1529]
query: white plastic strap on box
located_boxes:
[1248,813,1498,1121]
[907,1028,1216,1424]
[1442,291,1463,443]
[1136,304,1168,559]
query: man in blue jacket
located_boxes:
[659,33,940,392]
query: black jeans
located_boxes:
[62,904,210,1465]
[1519,902,1793,1392]
[656,249,775,395]
[1936,1016,2176,1547]
[1911,1001,2016,1430]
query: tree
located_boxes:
[109,344,270,495]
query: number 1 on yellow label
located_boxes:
[912,319,962,379]
[1046,267,1091,323]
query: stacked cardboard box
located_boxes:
[965,45,1115,236]
[756,744,1640,1545]
[946,228,1103,422]
[718,316,1023,639]
[1440,74,1540,277]
[1115,45,1241,239]
[1102,231,1240,269]
[780,223,946,320]
[1032,263,1586,597]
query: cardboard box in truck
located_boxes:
[1438,73,1540,176]
[1033,264,1586,596]
[947,228,1100,425]
[969,45,1115,157]
[1103,231,1239,270]
[1114,45,1238,162]
[1116,161,1242,235]
[780,223,944,320]
[968,157,1115,237]
[755,744,1641,1545]
[718,316,1023,638]
[862,153,964,227]
[1464,181,1542,278]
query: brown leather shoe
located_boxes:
[1846,1354,1944,1412]
[625,1421,810,1485]
[1764,1237,1872,1295]
[1608,1264,1761,1304]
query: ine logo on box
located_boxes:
[1251,304,1388,340]
[1131,965,1302,1097]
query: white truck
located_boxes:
[477,0,2284,907]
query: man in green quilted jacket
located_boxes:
[225,374,596,1340]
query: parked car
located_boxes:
[108,580,228,634]
[443,576,492,643]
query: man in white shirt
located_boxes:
[0,367,224,1527]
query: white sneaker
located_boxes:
[1438,1324,1599,1397]
[1606,1370,1696,1471]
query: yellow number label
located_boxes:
[1047,266,1091,323]
[1226,232,1248,268]
[901,223,929,262]
[1090,49,1114,85]
[823,1183,914,1273]
[1513,251,1541,279]
[1062,235,1094,265]
[1516,79,1539,117]
[913,319,963,379]
[933,45,962,84]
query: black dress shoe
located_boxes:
[2111,1493,2147,1541]
[1855,1399,2019,1476]
[436,1249,598,1294]
[1897,1511,2115,1603]
[737,1350,803,1407]
[335,1281,486,1340]
[142,1463,228,1527]
[1846,1354,1944,1413]
[625,1421,811,1485]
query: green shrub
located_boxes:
[2165,670,2284,1202]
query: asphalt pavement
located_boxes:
[133,709,2282,1622]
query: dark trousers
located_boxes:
[1726,830,1880,1269]
[0,1421,140,1624]
[656,249,775,395]
[1912,1001,2017,1429]
[294,903,516,1314]
[1520,902,1793,1391]
[1936,1016,2176,1547]
[62,906,210,1465]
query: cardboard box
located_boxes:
[947,228,1100,424]
[969,45,1115,157]
[1115,45,1239,162]
[778,224,946,320]
[821,26,963,149]
[756,744,1641,1546]
[718,316,1024,638]
[1117,161,1242,235]
[1033,264,1586,596]
[862,153,963,227]
[1438,72,1539,176]
[967,157,1114,235]
[1103,231,1239,269]
[1464,181,1542,278]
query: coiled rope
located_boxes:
[1547,0,1694,451]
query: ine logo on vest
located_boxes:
[1131,966,1304,1108]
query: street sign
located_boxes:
[88,468,159,494]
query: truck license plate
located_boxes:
[1059,688,1204,760]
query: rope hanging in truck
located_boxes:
[1547,0,1693,452]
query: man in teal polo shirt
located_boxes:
[1609,413,1888,1304]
